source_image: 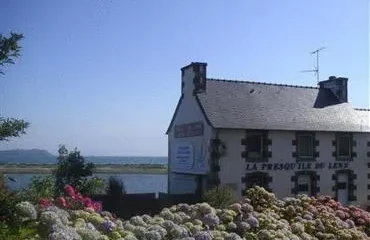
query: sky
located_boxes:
[0,0,369,156]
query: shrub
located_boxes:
[0,174,23,232]
[78,176,106,196]
[202,186,238,208]
[54,145,95,195]
[106,176,126,197]
[19,175,55,204]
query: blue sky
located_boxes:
[0,0,369,156]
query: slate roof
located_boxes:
[195,79,370,132]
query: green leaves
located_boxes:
[202,186,238,209]
[0,32,24,74]
[0,117,30,141]
[54,145,98,196]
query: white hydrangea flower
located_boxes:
[130,216,147,227]
[123,235,138,240]
[237,221,250,233]
[224,232,242,240]
[76,227,102,240]
[148,225,167,238]
[16,201,37,220]
[41,211,62,227]
[144,230,162,240]
[123,222,136,232]
[193,231,212,240]
[48,225,81,240]
[202,213,220,227]
[133,226,147,239]
[291,222,305,235]
[169,224,189,238]
[159,209,175,221]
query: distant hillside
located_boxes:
[0,149,57,164]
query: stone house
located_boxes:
[166,62,370,207]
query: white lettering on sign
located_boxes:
[173,143,194,171]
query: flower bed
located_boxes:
[6,186,370,239]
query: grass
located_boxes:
[0,163,168,174]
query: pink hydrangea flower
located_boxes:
[82,197,93,207]
[356,218,366,225]
[64,184,76,197]
[39,198,51,208]
[93,202,102,212]
[335,210,346,219]
[56,196,67,207]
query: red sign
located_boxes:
[174,122,204,138]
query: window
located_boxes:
[297,133,314,158]
[297,174,311,195]
[246,132,264,159]
[337,134,351,158]
[245,172,271,190]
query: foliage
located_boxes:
[0,32,30,142]
[106,176,126,197]
[19,175,55,204]
[0,117,30,141]
[78,176,106,196]
[0,221,45,240]
[0,32,23,74]
[0,174,23,232]
[54,145,95,196]
[202,185,238,208]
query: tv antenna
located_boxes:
[301,47,326,84]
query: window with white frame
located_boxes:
[297,133,314,159]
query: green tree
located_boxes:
[0,32,29,142]
[0,32,23,74]
[106,176,126,197]
[54,145,96,195]
[0,118,29,141]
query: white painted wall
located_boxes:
[217,129,370,207]
[217,129,245,197]
[167,64,214,194]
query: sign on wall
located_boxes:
[246,162,350,171]
[173,143,195,171]
[174,122,204,138]
[171,141,209,174]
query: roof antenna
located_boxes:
[301,47,326,84]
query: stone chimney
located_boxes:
[181,62,207,96]
[318,76,348,103]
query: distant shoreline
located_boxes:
[0,163,168,175]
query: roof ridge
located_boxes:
[354,108,370,111]
[206,78,319,89]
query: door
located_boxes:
[297,174,311,196]
[337,173,349,206]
